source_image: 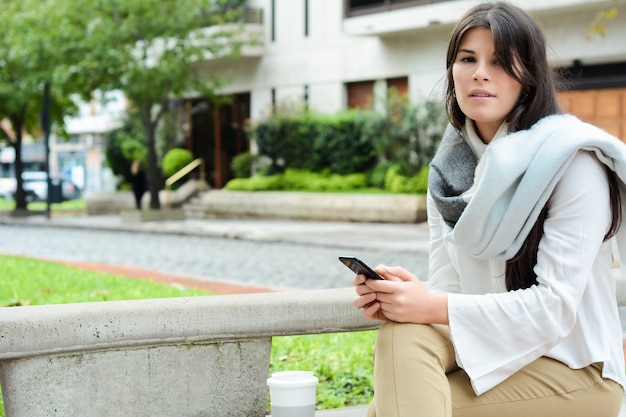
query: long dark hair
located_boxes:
[444,2,622,290]
[444,2,561,132]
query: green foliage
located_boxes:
[225,175,284,191]
[0,255,211,307]
[384,164,430,194]
[104,113,147,183]
[247,99,445,190]
[0,197,86,212]
[162,148,195,178]
[375,92,447,177]
[233,97,443,194]
[367,161,395,188]
[251,109,379,175]
[588,5,620,38]
[270,331,376,410]
[225,169,369,192]
[231,152,259,178]
[281,169,368,191]
[0,0,84,209]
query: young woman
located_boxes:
[352,2,626,416]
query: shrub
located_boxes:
[247,100,445,180]
[231,152,259,178]
[162,148,194,178]
[376,95,447,177]
[368,162,394,188]
[103,113,147,185]
[225,175,284,191]
[250,108,380,176]
[224,169,369,192]
[384,164,429,194]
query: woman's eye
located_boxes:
[459,56,475,63]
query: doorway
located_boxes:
[189,93,251,188]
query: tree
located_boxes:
[0,0,91,211]
[77,0,248,209]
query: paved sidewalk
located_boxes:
[0,212,431,294]
[0,213,430,252]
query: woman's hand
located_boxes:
[352,265,448,324]
[352,268,389,321]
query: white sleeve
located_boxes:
[448,152,613,394]
[426,190,462,293]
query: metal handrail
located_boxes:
[165,158,205,191]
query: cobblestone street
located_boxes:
[0,220,429,292]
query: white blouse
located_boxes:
[427,127,625,395]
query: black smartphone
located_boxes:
[338,256,384,280]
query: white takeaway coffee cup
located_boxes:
[267,370,319,417]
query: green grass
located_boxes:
[270,332,376,409]
[0,255,211,306]
[0,254,375,414]
[0,197,86,212]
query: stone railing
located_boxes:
[2,281,626,417]
[0,288,378,417]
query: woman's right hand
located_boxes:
[352,269,389,322]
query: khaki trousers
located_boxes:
[367,322,623,417]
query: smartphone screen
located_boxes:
[338,256,384,280]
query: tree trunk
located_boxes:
[139,105,163,210]
[10,110,27,211]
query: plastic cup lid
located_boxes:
[266,371,319,388]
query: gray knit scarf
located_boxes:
[428,124,477,228]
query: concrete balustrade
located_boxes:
[0,288,378,417]
[2,280,626,416]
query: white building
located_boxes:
[55,90,126,193]
[185,0,626,187]
[25,0,624,192]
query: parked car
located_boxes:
[21,171,48,202]
[3,171,81,202]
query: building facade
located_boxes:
[188,0,626,187]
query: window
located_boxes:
[347,81,376,109]
[347,77,409,110]
[344,0,447,18]
[387,77,408,101]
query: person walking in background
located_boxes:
[130,160,147,210]
[352,2,626,416]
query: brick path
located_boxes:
[63,260,275,294]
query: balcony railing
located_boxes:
[344,0,450,18]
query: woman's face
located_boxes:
[452,27,523,143]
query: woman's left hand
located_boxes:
[364,265,449,324]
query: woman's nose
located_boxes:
[473,62,490,81]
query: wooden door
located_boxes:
[558,87,626,141]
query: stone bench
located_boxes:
[1,283,626,417]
